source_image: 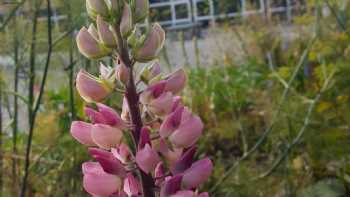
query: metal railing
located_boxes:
[149,0,306,29]
[0,0,306,29]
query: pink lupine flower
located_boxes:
[100,63,114,80]
[140,61,162,83]
[171,146,196,175]
[182,158,213,189]
[171,96,183,112]
[159,107,185,138]
[164,69,187,94]
[134,0,149,22]
[82,162,122,197]
[135,144,160,173]
[116,59,130,85]
[89,148,126,177]
[160,175,182,197]
[170,191,209,197]
[84,103,127,129]
[140,81,166,104]
[137,127,151,150]
[154,138,183,168]
[140,81,174,116]
[111,143,131,164]
[73,2,213,196]
[86,0,108,18]
[123,173,141,196]
[91,124,123,149]
[170,190,196,197]
[120,3,133,37]
[134,23,165,62]
[121,97,130,121]
[154,162,165,186]
[169,114,203,148]
[88,24,99,41]
[76,69,112,103]
[76,27,109,59]
[147,91,174,117]
[97,15,117,47]
[70,121,95,146]
[85,106,108,124]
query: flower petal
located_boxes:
[70,121,95,146]
[91,124,123,149]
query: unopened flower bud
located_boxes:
[97,15,117,47]
[140,61,161,83]
[76,69,113,103]
[76,27,110,59]
[120,3,133,37]
[133,0,149,22]
[86,0,109,19]
[134,23,165,62]
[116,59,130,85]
[121,97,130,121]
[88,24,99,40]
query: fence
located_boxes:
[149,0,306,29]
[38,0,306,30]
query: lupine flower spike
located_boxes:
[71,0,213,196]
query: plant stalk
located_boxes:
[114,25,156,197]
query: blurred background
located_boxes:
[0,0,350,196]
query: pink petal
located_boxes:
[182,158,213,189]
[138,127,151,150]
[76,69,110,103]
[135,144,160,173]
[159,107,184,138]
[170,190,196,197]
[76,27,103,59]
[148,92,173,117]
[121,97,130,121]
[97,103,127,129]
[169,115,203,148]
[171,146,196,175]
[155,162,165,186]
[83,171,121,197]
[198,192,209,197]
[160,175,182,197]
[91,124,123,149]
[111,143,131,164]
[85,106,107,124]
[96,15,117,47]
[164,69,187,94]
[70,121,95,146]
[140,81,166,105]
[123,173,141,196]
[82,162,104,175]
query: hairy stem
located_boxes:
[114,26,156,197]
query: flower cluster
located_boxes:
[71,0,213,196]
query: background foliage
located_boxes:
[0,0,350,196]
